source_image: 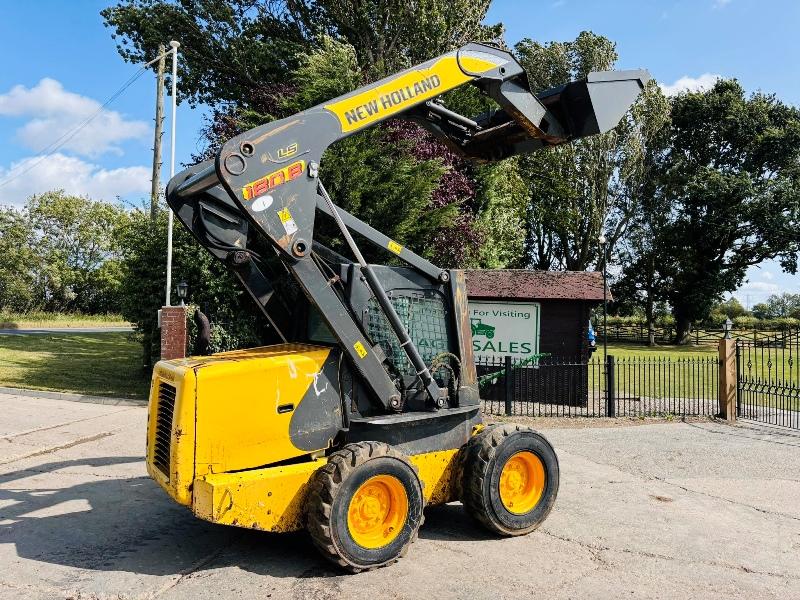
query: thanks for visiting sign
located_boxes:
[468,300,541,360]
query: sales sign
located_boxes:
[468,300,541,360]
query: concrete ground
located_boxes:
[1,391,799,600]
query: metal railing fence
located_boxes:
[477,354,719,418]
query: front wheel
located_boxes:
[462,424,559,536]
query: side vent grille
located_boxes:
[153,382,176,477]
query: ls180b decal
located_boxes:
[242,160,305,200]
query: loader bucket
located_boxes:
[538,69,651,139]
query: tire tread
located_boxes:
[462,424,558,536]
[306,442,424,573]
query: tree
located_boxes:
[117,204,268,367]
[25,191,129,313]
[751,293,800,319]
[609,79,673,331]
[102,0,311,107]
[751,302,770,320]
[0,206,38,311]
[515,32,670,272]
[655,80,800,343]
[102,0,493,103]
[712,297,749,320]
[473,158,527,268]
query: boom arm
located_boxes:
[167,42,649,413]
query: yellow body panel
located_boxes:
[193,459,326,532]
[146,361,197,506]
[409,449,461,505]
[146,344,332,507]
[147,345,474,534]
[191,449,463,533]
[193,345,331,475]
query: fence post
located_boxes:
[718,338,737,421]
[605,354,616,417]
[504,355,513,416]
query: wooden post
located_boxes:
[718,338,736,421]
[160,305,188,360]
[150,44,166,221]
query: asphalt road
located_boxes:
[1,391,799,599]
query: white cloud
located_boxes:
[0,78,150,158]
[659,73,722,96]
[714,0,732,8]
[760,270,775,280]
[0,153,151,208]
[739,281,780,294]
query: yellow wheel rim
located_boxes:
[499,451,546,514]
[347,474,408,549]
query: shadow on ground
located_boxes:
[0,456,493,580]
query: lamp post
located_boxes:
[177,281,188,306]
[598,234,608,360]
[723,317,733,340]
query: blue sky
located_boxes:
[0,0,797,304]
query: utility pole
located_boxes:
[150,44,166,221]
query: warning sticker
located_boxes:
[277,207,298,235]
[387,240,403,255]
[353,341,368,358]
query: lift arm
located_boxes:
[167,42,649,413]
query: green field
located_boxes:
[603,342,716,358]
[0,332,148,399]
[605,341,798,383]
[601,342,798,411]
[0,311,129,329]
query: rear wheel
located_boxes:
[462,424,559,536]
[306,442,424,572]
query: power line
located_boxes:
[0,51,172,191]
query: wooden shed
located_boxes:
[465,269,606,361]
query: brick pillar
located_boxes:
[161,305,188,360]
[718,338,737,421]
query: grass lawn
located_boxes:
[585,342,720,402]
[0,311,130,329]
[600,341,798,410]
[604,342,716,358]
[0,332,149,399]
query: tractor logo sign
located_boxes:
[470,318,495,339]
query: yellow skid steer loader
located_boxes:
[148,42,648,572]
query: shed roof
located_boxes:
[465,269,607,302]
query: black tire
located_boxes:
[462,424,559,536]
[306,442,424,572]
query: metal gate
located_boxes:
[736,329,800,429]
